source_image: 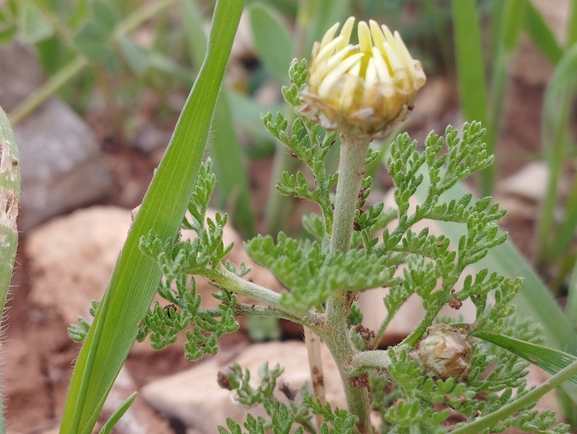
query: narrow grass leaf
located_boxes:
[248,3,293,86]
[451,0,490,196]
[451,0,487,127]
[59,2,245,433]
[567,0,577,47]
[474,331,577,402]
[227,90,282,146]
[566,258,577,325]
[484,0,525,196]
[524,2,563,64]
[178,0,207,69]
[147,51,195,85]
[451,357,577,433]
[210,91,256,239]
[534,42,577,266]
[180,0,255,238]
[118,36,148,74]
[303,0,349,54]
[97,392,137,434]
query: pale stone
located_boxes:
[15,98,113,231]
[142,341,345,432]
[530,0,569,45]
[496,161,549,203]
[26,206,132,323]
[510,35,555,86]
[102,366,172,433]
[0,42,43,112]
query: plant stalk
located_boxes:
[0,107,20,434]
[324,134,371,434]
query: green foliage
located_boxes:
[246,233,397,311]
[216,362,312,434]
[73,0,119,69]
[128,52,571,433]
[262,59,339,236]
[368,321,569,433]
[58,3,245,431]
[216,361,358,434]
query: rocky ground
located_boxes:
[0,3,573,433]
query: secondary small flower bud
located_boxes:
[417,324,472,380]
[300,17,426,139]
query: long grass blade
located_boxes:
[534,42,577,266]
[179,0,255,238]
[248,3,292,86]
[451,0,490,196]
[524,2,563,64]
[484,0,525,195]
[303,0,350,54]
[566,257,577,325]
[474,331,577,401]
[97,393,137,434]
[567,0,577,48]
[59,2,246,432]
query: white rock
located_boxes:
[496,161,549,203]
[26,206,131,324]
[142,341,345,432]
[530,0,569,45]
[15,98,113,231]
[0,42,43,112]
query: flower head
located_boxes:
[300,17,426,139]
[417,324,472,380]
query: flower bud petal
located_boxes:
[300,17,426,139]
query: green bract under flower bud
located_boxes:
[300,17,426,139]
[417,324,472,380]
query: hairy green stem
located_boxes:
[0,107,20,434]
[351,350,393,371]
[329,136,368,252]
[210,265,324,331]
[372,309,398,350]
[324,134,371,434]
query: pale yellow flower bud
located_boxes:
[417,324,472,380]
[300,17,426,139]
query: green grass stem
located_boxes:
[59,2,245,432]
[534,43,577,268]
[451,0,490,196]
[179,0,255,238]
